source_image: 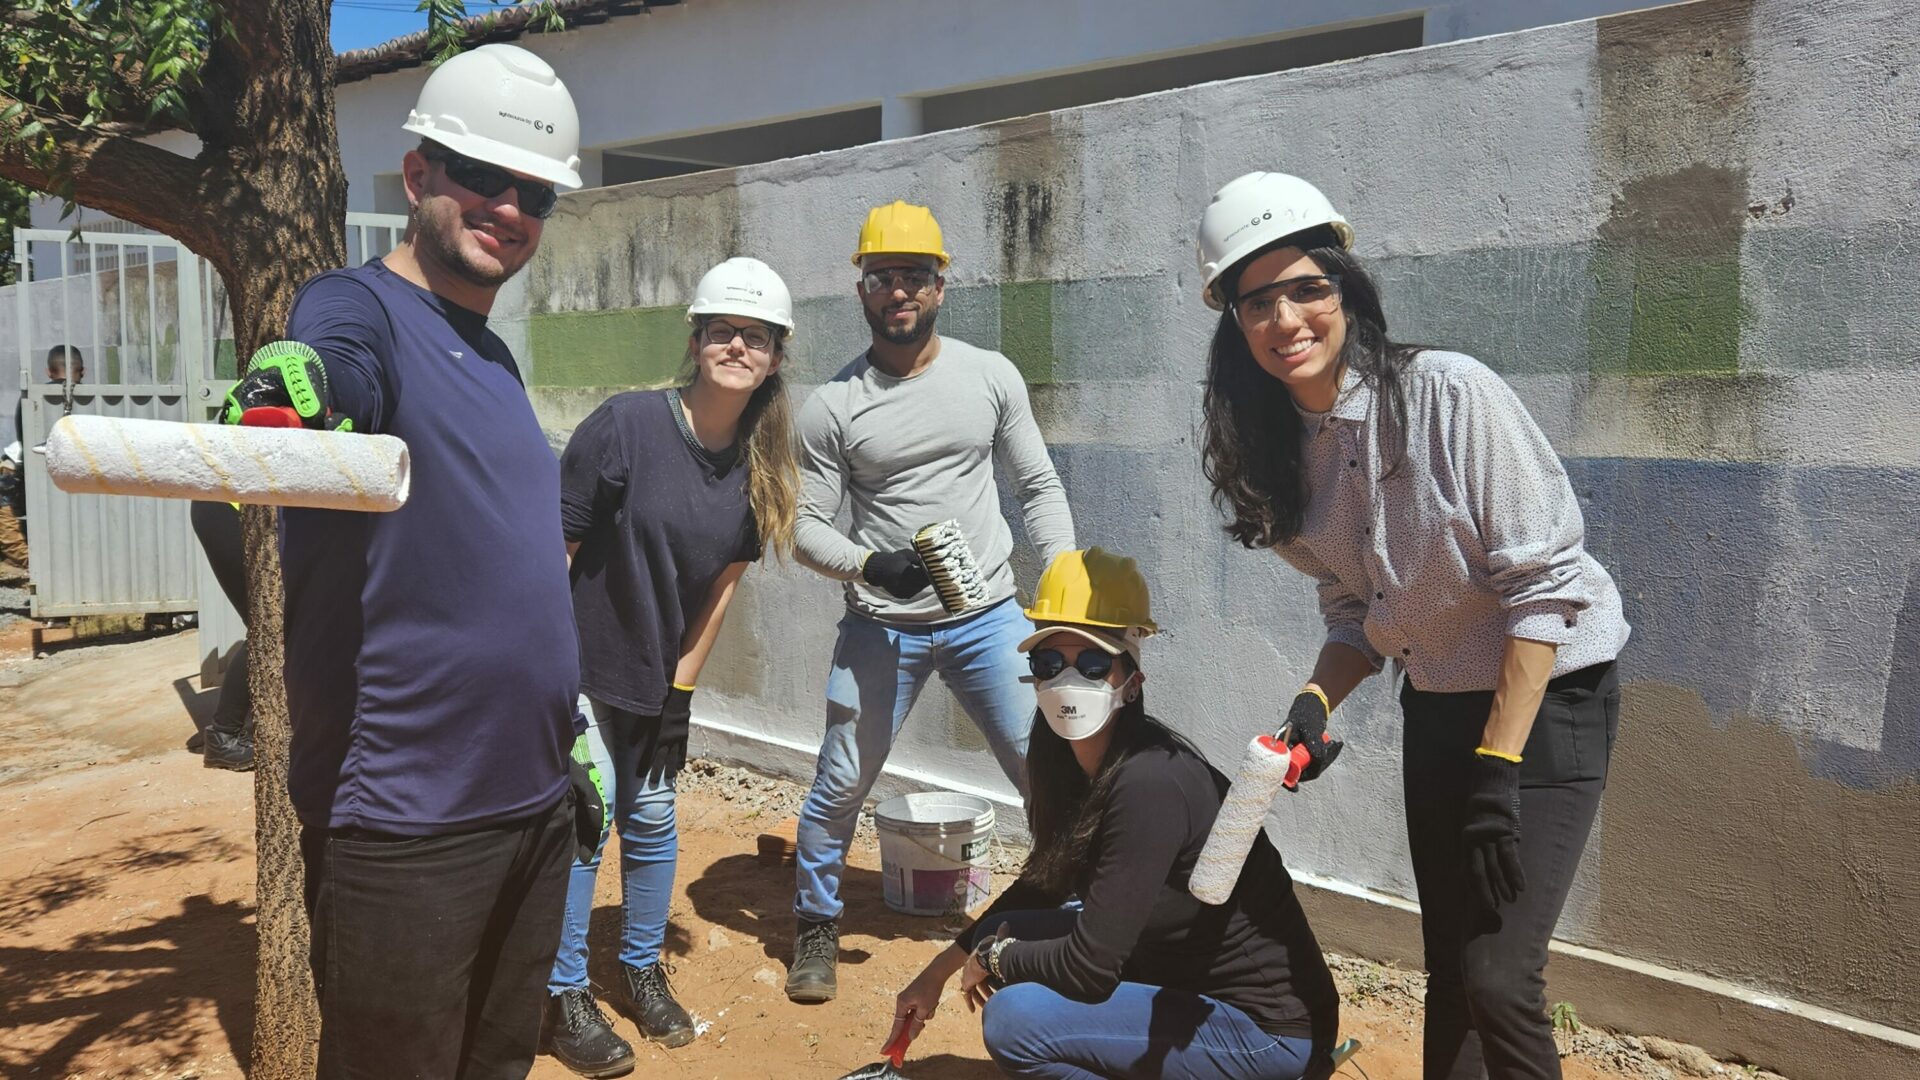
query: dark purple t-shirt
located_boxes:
[280,260,576,834]
[561,389,760,715]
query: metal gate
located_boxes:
[8,213,406,677]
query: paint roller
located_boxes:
[911,519,990,614]
[1188,730,1313,906]
[42,340,410,512]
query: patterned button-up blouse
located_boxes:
[1274,351,1630,693]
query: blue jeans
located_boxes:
[549,698,679,993]
[795,598,1034,920]
[978,910,1316,1080]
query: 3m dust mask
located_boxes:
[1036,668,1136,741]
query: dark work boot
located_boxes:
[201,725,254,771]
[541,988,636,1078]
[784,916,839,1003]
[623,961,695,1047]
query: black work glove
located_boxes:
[1283,690,1345,789]
[567,734,609,863]
[1462,754,1526,910]
[654,684,694,779]
[862,547,930,600]
[221,340,351,431]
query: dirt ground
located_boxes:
[0,631,1780,1080]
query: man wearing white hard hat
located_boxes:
[540,256,803,1075]
[224,43,591,1078]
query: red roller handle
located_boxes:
[1257,733,1315,791]
[881,1025,913,1068]
[240,406,304,428]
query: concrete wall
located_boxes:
[507,0,1917,1072]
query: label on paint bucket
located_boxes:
[873,790,996,917]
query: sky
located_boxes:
[331,0,439,54]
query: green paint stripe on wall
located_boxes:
[528,306,689,388]
[999,280,1054,384]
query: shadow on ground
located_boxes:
[683,853,963,968]
[0,826,255,1077]
[173,673,222,745]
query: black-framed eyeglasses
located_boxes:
[1027,648,1116,682]
[1232,274,1343,330]
[423,145,560,220]
[860,267,936,295]
[699,319,776,351]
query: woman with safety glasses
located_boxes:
[541,257,802,1076]
[1194,172,1630,1080]
[890,548,1340,1080]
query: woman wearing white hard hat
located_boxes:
[890,548,1340,1080]
[1194,172,1630,1080]
[543,257,801,1075]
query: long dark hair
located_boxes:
[1199,232,1423,548]
[1021,680,1197,896]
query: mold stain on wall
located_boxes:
[1588,0,1755,376]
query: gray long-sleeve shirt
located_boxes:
[1274,351,1629,692]
[796,336,1076,623]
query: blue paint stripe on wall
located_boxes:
[1010,442,1920,789]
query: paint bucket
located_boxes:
[873,791,995,917]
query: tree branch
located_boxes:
[0,93,213,243]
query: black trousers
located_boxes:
[188,500,250,736]
[1401,662,1618,1080]
[300,795,574,1080]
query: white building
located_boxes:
[32,0,1681,230]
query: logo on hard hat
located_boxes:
[497,109,555,134]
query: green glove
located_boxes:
[221,340,351,431]
[569,734,610,862]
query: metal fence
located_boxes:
[7,214,406,679]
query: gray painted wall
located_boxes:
[505,0,1919,1043]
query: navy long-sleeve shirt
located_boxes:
[279,260,577,834]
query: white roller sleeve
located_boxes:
[1189,735,1296,905]
[44,414,411,512]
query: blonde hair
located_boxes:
[682,329,800,559]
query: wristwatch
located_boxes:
[973,934,1016,987]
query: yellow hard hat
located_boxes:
[852,201,951,269]
[1023,547,1159,636]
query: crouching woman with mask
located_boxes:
[891,548,1341,1080]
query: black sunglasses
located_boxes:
[1027,648,1116,682]
[424,146,559,220]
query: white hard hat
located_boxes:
[1195,172,1354,310]
[402,43,582,189]
[687,257,795,333]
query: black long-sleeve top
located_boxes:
[958,740,1338,1042]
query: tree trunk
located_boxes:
[198,3,349,1077]
[3,2,351,1070]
